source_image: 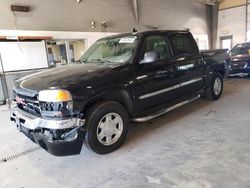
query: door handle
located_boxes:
[157,70,168,75]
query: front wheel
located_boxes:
[204,72,223,100]
[85,101,129,154]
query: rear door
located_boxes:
[167,33,205,96]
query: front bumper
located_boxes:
[229,67,250,76]
[10,107,86,156]
[229,61,250,76]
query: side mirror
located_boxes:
[140,51,160,64]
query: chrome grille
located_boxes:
[22,100,41,115]
[14,92,41,116]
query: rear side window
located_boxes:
[169,33,199,57]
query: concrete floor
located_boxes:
[0,78,250,188]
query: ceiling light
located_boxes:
[91,21,96,29]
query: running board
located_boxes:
[132,95,201,123]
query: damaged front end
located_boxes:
[11,107,86,156]
[10,88,86,156]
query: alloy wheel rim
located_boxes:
[213,77,222,95]
[96,113,123,146]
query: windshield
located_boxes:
[230,43,250,56]
[80,35,138,64]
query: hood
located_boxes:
[15,63,130,94]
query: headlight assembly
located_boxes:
[38,90,72,102]
[38,90,73,118]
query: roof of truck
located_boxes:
[136,29,190,35]
[98,30,191,41]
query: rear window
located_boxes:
[169,33,199,56]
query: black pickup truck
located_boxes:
[10,30,231,156]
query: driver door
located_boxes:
[133,34,180,113]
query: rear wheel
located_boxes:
[85,101,129,154]
[204,72,223,100]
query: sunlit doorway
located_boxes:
[220,36,233,51]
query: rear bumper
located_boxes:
[10,107,86,156]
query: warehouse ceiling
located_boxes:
[0,0,208,34]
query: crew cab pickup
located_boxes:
[10,30,231,156]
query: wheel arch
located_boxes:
[205,63,225,88]
[80,89,134,117]
[212,63,225,77]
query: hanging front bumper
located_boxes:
[10,107,86,156]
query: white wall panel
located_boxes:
[193,34,209,50]
[217,6,246,47]
[0,30,117,49]
[0,41,48,72]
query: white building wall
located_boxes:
[247,4,250,41]
[0,0,210,49]
[217,6,246,48]
[0,0,209,35]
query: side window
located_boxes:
[141,35,171,61]
[169,34,199,57]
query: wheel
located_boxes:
[204,72,223,100]
[85,101,129,154]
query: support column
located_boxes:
[206,3,219,50]
[131,0,139,24]
[212,3,219,49]
[245,0,249,41]
[65,41,71,64]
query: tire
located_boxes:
[85,101,129,154]
[204,72,223,100]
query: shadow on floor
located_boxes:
[123,78,246,147]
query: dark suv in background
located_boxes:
[229,42,250,77]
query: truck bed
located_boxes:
[201,49,231,78]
